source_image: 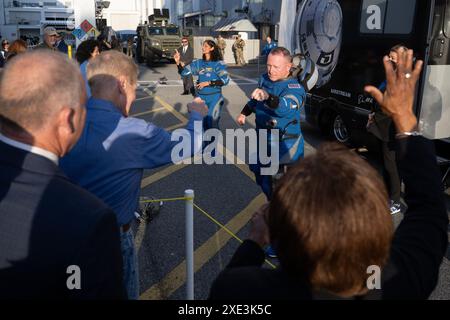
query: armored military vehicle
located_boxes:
[136,8,183,66]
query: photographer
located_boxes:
[367,45,407,214]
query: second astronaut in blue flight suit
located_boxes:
[175,40,230,130]
[237,47,306,200]
[262,36,278,56]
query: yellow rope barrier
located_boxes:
[194,203,277,270]
[140,197,192,203]
[138,196,277,269]
[193,203,243,244]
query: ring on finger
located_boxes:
[405,72,412,79]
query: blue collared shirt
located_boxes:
[80,61,91,98]
[60,98,203,226]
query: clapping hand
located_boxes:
[187,97,208,117]
[251,88,269,101]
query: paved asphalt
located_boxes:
[130,61,450,300]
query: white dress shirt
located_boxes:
[0,133,59,165]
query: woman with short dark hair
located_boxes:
[5,39,27,63]
[0,39,10,67]
[174,39,229,130]
[75,39,100,98]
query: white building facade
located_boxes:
[168,0,282,39]
[0,0,96,45]
[0,0,284,45]
[100,0,174,32]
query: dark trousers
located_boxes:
[183,74,194,95]
[380,140,401,202]
[368,112,401,202]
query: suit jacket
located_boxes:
[178,45,194,66]
[57,40,69,54]
[0,50,7,68]
[209,137,449,300]
[34,42,56,51]
[0,141,126,299]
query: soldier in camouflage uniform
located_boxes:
[217,35,226,60]
[233,34,246,66]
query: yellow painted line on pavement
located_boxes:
[233,164,255,182]
[140,163,188,189]
[136,162,191,252]
[135,96,255,261]
[139,193,266,300]
[132,106,166,117]
[135,93,195,251]
[217,142,255,182]
[135,96,154,102]
[166,123,186,132]
[154,95,189,124]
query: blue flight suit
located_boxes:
[181,59,230,130]
[262,42,278,56]
[244,73,306,199]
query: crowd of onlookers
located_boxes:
[0,25,448,301]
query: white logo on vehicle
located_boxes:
[366,5,382,30]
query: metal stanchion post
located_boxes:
[185,189,194,300]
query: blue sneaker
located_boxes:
[265,245,277,258]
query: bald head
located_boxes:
[87,50,138,96]
[0,50,84,132]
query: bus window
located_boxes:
[444,0,450,38]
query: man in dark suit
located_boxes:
[0,39,9,67]
[0,51,125,299]
[209,49,449,300]
[177,37,194,95]
[56,34,68,54]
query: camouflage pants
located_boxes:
[236,49,245,65]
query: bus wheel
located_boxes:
[332,114,350,143]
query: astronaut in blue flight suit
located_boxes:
[175,39,230,130]
[237,47,306,200]
[262,36,278,56]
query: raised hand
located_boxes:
[365,48,423,133]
